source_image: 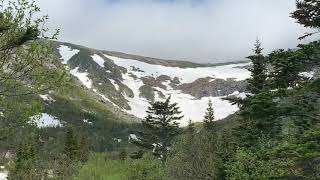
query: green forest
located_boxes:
[1,0,320,179]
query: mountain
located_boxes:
[54,41,251,125]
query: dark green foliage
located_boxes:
[247,40,267,94]
[268,49,306,89]
[291,0,320,39]
[203,99,215,130]
[64,126,79,161]
[134,96,183,161]
[291,0,320,29]
[9,137,45,180]
[127,153,164,180]
[119,149,127,161]
[78,136,90,162]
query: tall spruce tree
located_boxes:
[63,126,79,161]
[187,119,196,136]
[134,96,183,161]
[247,40,267,94]
[204,99,215,130]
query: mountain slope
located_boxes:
[55,41,250,125]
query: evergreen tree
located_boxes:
[247,39,267,94]
[291,0,320,39]
[204,99,215,130]
[187,119,196,136]
[268,49,304,89]
[134,96,183,161]
[63,126,79,161]
[11,142,37,180]
[78,136,89,162]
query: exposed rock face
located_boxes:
[179,78,247,98]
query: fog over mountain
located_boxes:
[38,0,317,63]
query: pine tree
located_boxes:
[247,40,267,94]
[63,126,79,161]
[204,100,215,130]
[134,96,183,161]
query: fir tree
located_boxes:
[292,0,320,28]
[204,99,215,130]
[11,142,37,180]
[268,49,304,89]
[187,119,196,136]
[134,96,183,161]
[247,39,267,94]
[291,0,320,39]
[63,126,79,161]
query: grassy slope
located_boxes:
[73,153,127,180]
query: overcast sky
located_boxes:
[36,0,317,63]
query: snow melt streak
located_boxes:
[70,67,92,89]
[58,45,80,64]
[91,54,105,67]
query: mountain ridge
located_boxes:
[56,41,250,68]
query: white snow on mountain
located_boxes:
[121,72,150,117]
[0,171,7,180]
[70,67,93,89]
[58,45,80,64]
[110,79,120,91]
[103,55,250,125]
[58,47,249,125]
[104,54,251,83]
[300,71,315,79]
[154,82,239,126]
[39,94,55,102]
[30,113,62,128]
[91,54,105,67]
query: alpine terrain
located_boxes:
[55,41,250,125]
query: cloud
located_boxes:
[36,0,317,63]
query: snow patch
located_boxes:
[129,134,139,142]
[102,55,250,126]
[58,45,79,64]
[113,138,122,143]
[228,91,248,99]
[104,54,250,83]
[39,94,55,102]
[70,67,92,89]
[300,71,314,79]
[0,170,7,180]
[110,79,120,91]
[83,119,93,125]
[91,54,105,67]
[120,72,150,117]
[154,86,239,126]
[30,113,62,128]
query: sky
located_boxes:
[36,0,318,63]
